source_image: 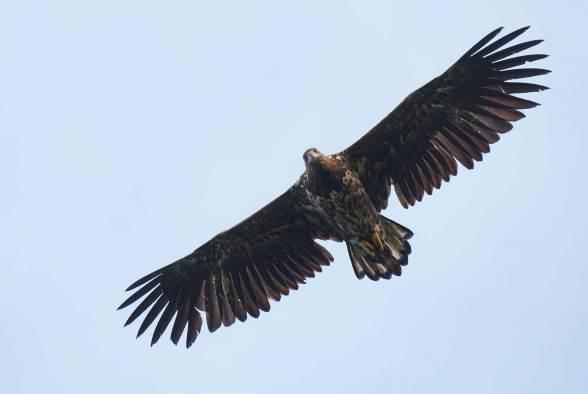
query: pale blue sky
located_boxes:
[1,1,586,393]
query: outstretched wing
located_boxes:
[118,181,337,347]
[343,27,550,210]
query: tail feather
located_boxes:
[346,216,413,281]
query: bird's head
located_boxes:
[303,147,323,167]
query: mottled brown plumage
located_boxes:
[119,27,549,347]
[344,26,549,209]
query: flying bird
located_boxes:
[119,27,549,347]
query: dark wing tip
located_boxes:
[473,27,543,60]
[518,25,531,34]
[462,27,504,58]
[118,257,198,346]
[125,265,168,291]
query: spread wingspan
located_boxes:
[119,27,550,348]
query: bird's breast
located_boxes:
[304,158,377,238]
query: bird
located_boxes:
[118,27,549,348]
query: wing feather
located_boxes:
[343,27,549,208]
[119,183,336,347]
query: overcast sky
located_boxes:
[1,1,586,393]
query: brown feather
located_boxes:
[480,93,539,109]
[195,279,206,311]
[229,271,248,322]
[417,158,437,192]
[269,260,299,290]
[205,274,222,332]
[470,113,513,133]
[253,265,281,301]
[220,272,236,327]
[263,263,290,295]
[236,272,260,318]
[276,259,306,284]
[186,307,202,348]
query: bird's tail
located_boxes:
[346,215,413,280]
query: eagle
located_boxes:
[119,27,549,347]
